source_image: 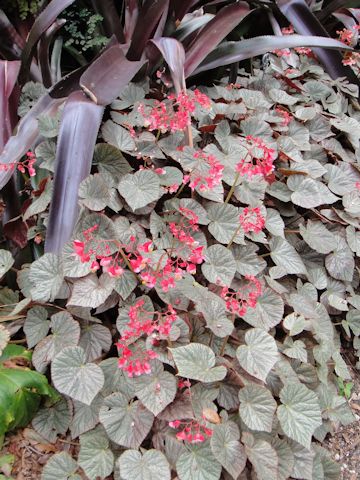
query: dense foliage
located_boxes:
[0,1,360,479]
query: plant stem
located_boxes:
[219,314,235,356]
[225,172,240,204]
[118,246,138,281]
[227,225,242,249]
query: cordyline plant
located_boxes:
[0,1,360,480]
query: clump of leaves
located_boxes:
[1,0,42,20]
[0,343,58,442]
[1,40,357,479]
[62,5,108,53]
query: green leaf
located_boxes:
[239,384,277,432]
[231,243,266,276]
[243,287,284,330]
[325,235,354,282]
[176,444,222,480]
[118,449,171,480]
[269,88,298,105]
[41,452,80,480]
[102,120,136,152]
[283,339,307,363]
[32,398,71,443]
[0,250,14,278]
[283,313,306,336]
[291,178,338,208]
[269,237,307,275]
[118,170,161,211]
[94,143,132,182]
[134,361,177,415]
[79,324,112,362]
[70,396,103,439]
[210,422,246,480]
[299,221,337,255]
[78,427,114,480]
[0,367,57,436]
[271,437,294,480]
[170,343,226,383]
[78,173,111,211]
[201,245,236,286]
[206,203,243,244]
[32,312,80,373]
[236,328,278,382]
[24,306,50,349]
[0,345,32,364]
[68,273,116,309]
[0,327,10,356]
[23,180,53,221]
[277,383,322,449]
[114,271,138,300]
[51,346,104,405]
[242,432,278,480]
[99,393,154,448]
[29,254,64,302]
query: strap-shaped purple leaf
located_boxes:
[192,34,352,75]
[125,0,140,42]
[38,19,66,88]
[184,2,251,77]
[0,60,20,151]
[80,44,146,106]
[170,0,198,22]
[276,0,359,84]
[19,0,76,83]
[0,94,64,190]
[45,91,104,254]
[150,37,186,92]
[126,0,169,61]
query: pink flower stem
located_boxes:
[224,171,240,204]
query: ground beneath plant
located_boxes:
[1,369,359,480]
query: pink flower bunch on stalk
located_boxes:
[221,275,262,316]
[337,25,360,67]
[183,150,224,192]
[169,419,213,443]
[276,107,292,127]
[235,136,276,179]
[0,151,36,177]
[116,300,177,377]
[239,207,265,234]
[138,89,211,133]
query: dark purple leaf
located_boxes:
[184,2,252,77]
[0,93,64,189]
[125,0,140,43]
[170,0,198,22]
[91,0,125,43]
[0,60,20,151]
[45,91,104,254]
[174,13,214,42]
[276,0,359,84]
[192,34,352,75]
[317,0,360,22]
[80,44,146,106]
[38,19,66,88]
[19,0,76,84]
[126,0,169,61]
[0,9,41,82]
[150,37,186,92]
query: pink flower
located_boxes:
[239,207,265,234]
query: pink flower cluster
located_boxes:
[239,207,265,234]
[183,150,224,192]
[0,151,36,177]
[273,25,313,57]
[276,107,292,127]
[138,89,210,133]
[169,419,213,443]
[236,136,276,179]
[116,300,177,377]
[221,275,262,316]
